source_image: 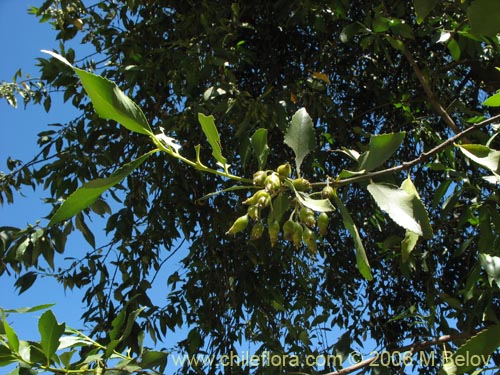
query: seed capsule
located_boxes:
[268,220,280,247]
[291,178,312,191]
[318,212,329,236]
[283,220,296,241]
[253,171,267,186]
[322,185,335,199]
[226,215,249,235]
[299,206,315,227]
[247,205,259,221]
[243,190,270,207]
[292,223,303,249]
[302,226,317,253]
[276,163,291,178]
[251,222,265,240]
[264,173,281,194]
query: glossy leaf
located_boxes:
[48,152,153,226]
[479,254,500,288]
[358,132,405,172]
[333,196,373,281]
[401,230,419,263]
[38,310,65,363]
[42,51,153,136]
[483,92,500,107]
[401,177,433,239]
[367,182,423,236]
[284,108,315,175]
[198,113,228,167]
[457,144,500,173]
[250,128,269,170]
[2,318,19,352]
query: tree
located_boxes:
[2,0,500,374]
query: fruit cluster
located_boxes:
[226,163,333,252]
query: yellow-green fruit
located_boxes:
[277,162,291,178]
[283,220,295,241]
[253,171,267,186]
[291,178,312,191]
[251,222,265,240]
[247,205,259,221]
[292,223,303,248]
[302,226,317,253]
[322,185,335,199]
[226,214,249,235]
[299,206,315,227]
[318,212,329,236]
[264,173,281,194]
[243,190,270,207]
[268,220,280,247]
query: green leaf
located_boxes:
[413,0,437,23]
[401,177,433,239]
[139,350,168,371]
[0,345,16,367]
[333,196,373,281]
[250,128,269,170]
[467,0,500,37]
[452,325,500,374]
[358,132,405,172]
[479,254,500,288]
[401,230,419,263]
[483,92,500,107]
[457,144,500,173]
[38,310,65,363]
[284,108,316,175]
[198,113,228,167]
[2,319,19,352]
[287,181,335,213]
[2,304,54,314]
[268,194,290,223]
[49,152,153,226]
[75,213,96,248]
[367,182,423,236]
[42,51,153,136]
[447,38,461,61]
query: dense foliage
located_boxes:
[2,0,500,374]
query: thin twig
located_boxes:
[332,113,500,187]
[403,47,462,136]
[324,330,480,375]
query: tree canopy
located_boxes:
[2,0,500,374]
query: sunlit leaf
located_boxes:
[483,92,500,107]
[42,50,154,136]
[367,182,423,236]
[49,152,153,226]
[38,310,65,363]
[401,177,433,239]
[284,108,315,175]
[479,254,500,288]
[401,230,419,263]
[198,113,228,167]
[457,144,500,173]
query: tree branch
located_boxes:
[403,47,462,136]
[324,330,480,375]
[333,113,500,187]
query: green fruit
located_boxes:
[322,185,335,199]
[276,162,291,178]
[283,220,295,241]
[318,212,329,236]
[302,226,317,253]
[299,206,315,227]
[264,173,281,194]
[226,214,249,235]
[253,170,267,186]
[291,178,312,191]
[268,220,280,247]
[247,205,259,221]
[243,190,270,207]
[251,222,265,240]
[292,223,303,248]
